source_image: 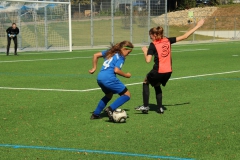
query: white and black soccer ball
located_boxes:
[113,108,127,123]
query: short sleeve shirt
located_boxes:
[147,37,176,72]
[97,50,125,81]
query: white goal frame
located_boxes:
[3,0,72,52]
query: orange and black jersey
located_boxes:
[147,37,176,73]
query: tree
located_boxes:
[176,0,196,10]
[71,0,103,6]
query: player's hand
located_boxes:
[142,46,148,55]
[125,72,131,78]
[89,68,96,74]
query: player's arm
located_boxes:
[89,52,102,74]
[6,28,11,37]
[6,27,10,33]
[176,19,205,42]
[142,46,152,63]
[114,67,131,78]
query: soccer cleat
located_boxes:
[135,105,150,111]
[158,107,164,114]
[90,114,102,120]
[105,107,113,121]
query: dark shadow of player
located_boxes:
[149,102,190,113]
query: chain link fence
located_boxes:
[71,0,167,48]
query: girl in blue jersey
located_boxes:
[89,41,134,121]
[135,19,205,114]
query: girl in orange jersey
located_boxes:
[135,19,205,114]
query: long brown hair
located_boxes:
[149,26,164,40]
[105,41,134,59]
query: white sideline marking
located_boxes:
[0,57,91,63]
[0,49,208,63]
[0,70,239,92]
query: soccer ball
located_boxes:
[113,108,127,123]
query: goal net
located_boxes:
[0,0,72,52]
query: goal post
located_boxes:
[0,0,72,52]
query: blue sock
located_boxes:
[94,96,111,115]
[110,95,130,111]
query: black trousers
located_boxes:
[7,36,18,55]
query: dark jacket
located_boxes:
[6,27,19,36]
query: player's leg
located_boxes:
[6,36,11,56]
[91,81,113,120]
[105,82,130,121]
[135,77,150,112]
[109,88,130,111]
[13,37,18,55]
[154,84,164,114]
[91,92,113,120]
[154,72,172,114]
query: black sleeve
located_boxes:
[147,43,156,55]
[6,27,10,33]
[168,37,177,44]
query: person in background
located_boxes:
[6,23,19,56]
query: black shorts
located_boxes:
[146,70,172,87]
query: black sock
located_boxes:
[154,86,162,108]
[143,83,149,107]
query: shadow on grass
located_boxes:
[150,102,190,113]
[90,108,130,121]
[134,102,190,114]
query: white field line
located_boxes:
[0,57,92,63]
[0,49,209,63]
[0,70,239,92]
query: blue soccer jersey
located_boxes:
[97,50,125,80]
[97,50,126,94]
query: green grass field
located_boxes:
[0,41,240,160]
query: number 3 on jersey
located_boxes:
[103,57,113,69]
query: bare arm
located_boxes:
[114,67,131,78]
[89,52,102,74]
[176,19,205,42]
[142,46,152,63]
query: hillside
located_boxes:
[152,4,240,29]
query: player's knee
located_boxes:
[106,93,113,99]
[125,91,131,98]
[143,77,148,83]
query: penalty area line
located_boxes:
[0,144,194,160]
[0,70,239,92]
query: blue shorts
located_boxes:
[97,78,127,95]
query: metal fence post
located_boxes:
[17,8,22,49]
[91,0,93,47]
[148,0,150,44]
[130,0,133,43]
[193,17,195,42]
[213,16,216,41]
[164,0,168,37]
[79,3,80,20]
[234,16,236,39]
[111,0,114,44]
[44,3,48,49]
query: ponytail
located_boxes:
[105,41,134,59]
